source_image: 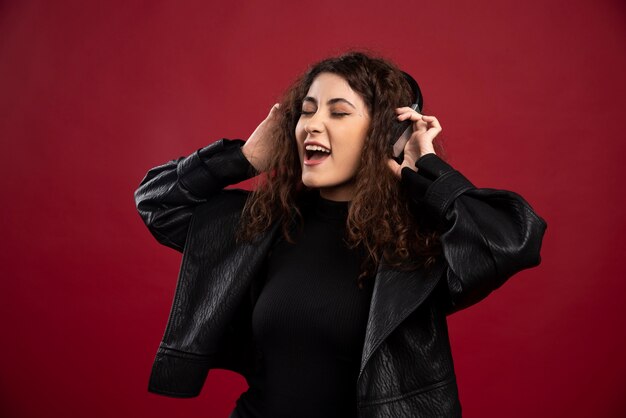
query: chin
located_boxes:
[301,175,322,189]
[301,172,335,189]
[302,174,354,191]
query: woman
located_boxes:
[134,51,547,418]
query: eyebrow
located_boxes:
[302,97,357,109]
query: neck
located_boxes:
[319,181,356,202]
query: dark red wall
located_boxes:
[1,0,625,417]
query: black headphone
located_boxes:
[391,71,424,160]
[401,71,423,113]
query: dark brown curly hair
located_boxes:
[239,50,445,289]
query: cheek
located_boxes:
[333,143,364,175]
[347,148,364,171]
[295,118,305,139]
[294,121,305,156]
[344,145,366,176]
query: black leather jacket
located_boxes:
[134,139,547,417]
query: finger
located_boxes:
[424,115,442,130]
[397,111,424,122]
[268,103,280,117]
[413,119,428,131]
[396,107,424,117]
[422,114,440,123]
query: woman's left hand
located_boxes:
[387,107,442,179]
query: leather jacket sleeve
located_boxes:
[401,153,548,315]
[134,138,256,252]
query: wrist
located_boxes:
[419,148,436,159]
[241,143,260,170]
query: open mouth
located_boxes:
[304,144,331,165]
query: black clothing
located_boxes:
[233,196,374,418]
[134,138,547,417]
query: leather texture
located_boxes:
[134,139,547,417]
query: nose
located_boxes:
[304,111,324,134]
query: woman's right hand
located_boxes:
[242,103,281,172]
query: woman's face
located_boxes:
[295,72,371,201]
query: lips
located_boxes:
[304,152,330,166]
[303,142,331,166]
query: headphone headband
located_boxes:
[400,71,423,113]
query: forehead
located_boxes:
[305,73,364,105]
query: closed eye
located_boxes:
[299,111,351,117]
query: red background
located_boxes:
[1,0,625,417]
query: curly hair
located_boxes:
[239,50,445,289]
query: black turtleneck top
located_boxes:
[232,194,375,418]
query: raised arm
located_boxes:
[133,139,256,252]
[390,109,547,314]
[134,104,280,252]
[401,154,548,315]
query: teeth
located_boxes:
[305,145,331,153]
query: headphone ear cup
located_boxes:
[391,117,412,159]
[391,71,423,161]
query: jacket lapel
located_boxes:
[358,259,446,379]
